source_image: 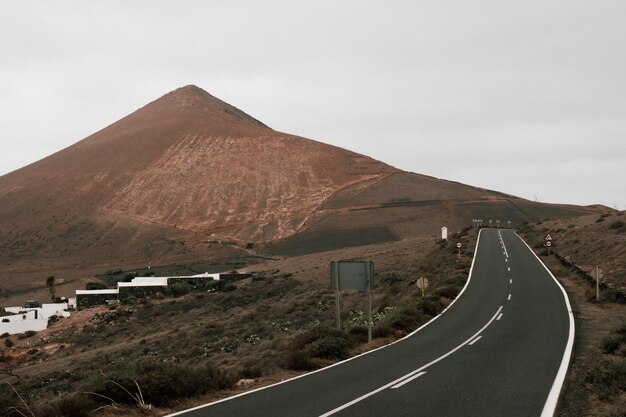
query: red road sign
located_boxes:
[545,241,552,247]
[545,233,553,241]
[456,242,462,248]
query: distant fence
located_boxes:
[553,251,625,304]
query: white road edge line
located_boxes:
[163,231,489,417]
[390,372,427,389]
[318,305,503,417]
[507,294,511,300]
[516,232,575,417]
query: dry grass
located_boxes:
[0,230,477,416]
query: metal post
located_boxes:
[336,289,341,330]
[333,262,341,330]
[366,262,372,343]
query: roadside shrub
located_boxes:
[35,392,99,417]
[4,338,13,347]
[602,324,626,355]
[308,335,351,359]
[385,305,424,332]
[223,283,237,292]
[347,326,369,344]
[85,282,108,290]
[586,359,626,401]
[291,326,351,360]
[17,330,37,339]
[93,359,232,407]
[433,285,461,299]
[285,350,317,371]
[168,282,192,297]
[373,324,394,339]
[380,272,406,286]
[417,298,444,316]
[609,220,625,230]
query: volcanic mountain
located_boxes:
[0,85,605,292]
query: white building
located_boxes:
[1,303,70,336]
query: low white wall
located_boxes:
[129,277,168,286]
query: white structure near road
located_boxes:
[1,303,71,336]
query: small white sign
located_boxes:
[441,227,448,240]
[456,242,462,248]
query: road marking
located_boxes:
[499,231,509,258]
[509,279,512,284]
[508,294,511,300]
[390,372,427,389]
[507,267,511,272]
[496,313,503,321]
[318,305,503,416]
[468,336,482,345]
[516,232,576,417]
[505,258,508,263]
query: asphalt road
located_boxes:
[167,229,573,417]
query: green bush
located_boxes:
[385,306,424,332]
[416,298,444,316]
[602,324,626,355]
[380,272,406,286]
[291,326,351,360]
[93,359,232,407]
[34,393,100,417]
[433,285,461,299]
[586,359,626,401]
[85,282,108,290]
[168,282,192,297]
[285,350,317,371]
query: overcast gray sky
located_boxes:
[1,1,624,208]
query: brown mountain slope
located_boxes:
[0,85,608,293]
[0,85,397,287]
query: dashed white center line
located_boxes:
[496,313,503,321]
[508,294,512,300]
[507,267,511,272]
[510,279,512,284]
[468,336,483,346]
[390,372,427,389]
[318,306,504,415]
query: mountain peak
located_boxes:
[150,84,270,129]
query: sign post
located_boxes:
[544,233,553,255]
[456,242,462,258]
[416,276,429,297]
[330,261,375,342]
[591,266,604,301]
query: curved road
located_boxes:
[167,229,573,417]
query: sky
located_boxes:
[1,1,624,208]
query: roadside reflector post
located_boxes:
[596,266,600,301]
[591,266,603,302]
[365,262,373,343]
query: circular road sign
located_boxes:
[416,277,429,290]
[545,241,552,247]
[456,242,462,248]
